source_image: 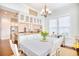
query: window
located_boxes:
[49,19,57,33]
[49,16,71,35]
[59,16,71,35]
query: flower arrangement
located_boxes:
[73,42,79,48]
[40,31,48,41]
[73,39,79,48]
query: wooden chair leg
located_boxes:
[56,48,61,56]
[18,50,27,56]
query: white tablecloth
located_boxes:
[19,40,52,56]
[18,34,63,56]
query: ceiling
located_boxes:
[26,3,72,12]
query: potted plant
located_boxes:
[40,31,48,41]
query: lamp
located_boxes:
[40,4,52,17]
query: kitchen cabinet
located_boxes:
[18,14,42,33]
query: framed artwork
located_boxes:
[29,8,38,16]
[11,18,18,22]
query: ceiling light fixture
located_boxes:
[40,4,52,17]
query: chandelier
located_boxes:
[40,4,52,17]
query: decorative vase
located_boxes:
[41,35,48,42]
[40,31,48,42]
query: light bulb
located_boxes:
[46,8,49,11]
[48,10,52,14]
[42,9,44,12]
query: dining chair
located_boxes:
[50,37,63,56]
[10,39,27,56]
[9,40,19,56]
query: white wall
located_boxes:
[0,3,27,13]
[0,3,28,40]
[44,4,79,47]
[46,4,79,36]
[0,16,1,40]
[0,17,10,40]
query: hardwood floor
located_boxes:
[0,39,78,56]
[59,47,77,56]
[61,45,79,56]
[0,39,13,56]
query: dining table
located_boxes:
[19,39,53,56]
[18,34,63,56]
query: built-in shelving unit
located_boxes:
[18,14,42,33]
[0,6,42,36]
[0,8,18,40]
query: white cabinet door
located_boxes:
[1,17,10,40]
[18,13,25,23]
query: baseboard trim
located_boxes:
[61,45,75,50]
